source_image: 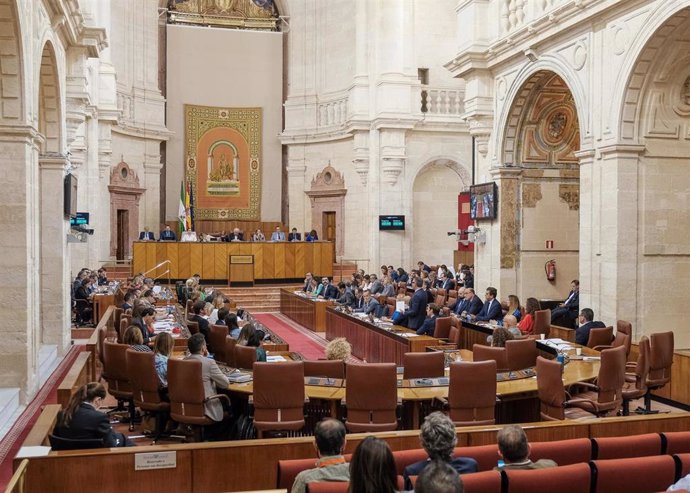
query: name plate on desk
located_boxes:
[135,451,177,471]
[230,255,253,264]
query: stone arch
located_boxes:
[37,40,61,153]
[617,5,690,141]
[0,0,25,123]
[411,158,466,267]
[495,58,587,164]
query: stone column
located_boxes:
[38,154,71,354]
[286,145,307,231]
[575,148,595,312]
[595,144,644,333]
[0,125,42,401]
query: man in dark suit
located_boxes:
[352,287,365,311]
[575,308,607,346]
[455,288,483,317]
[353,289,379,315]
[440,272,455,291]
[417,261,432,273]
[320,277,339,300]
[403,412,477,490]
[475,286,503,322]
[551,279,580,328]
[138,227,155,241]
[416,304,440,336]
[288,228,301,241]
[159,225,177,241]
[402,278,428,330]
[189,300,211,343]
[302,272,313,292]
[449,287,468,315]
[225,228,244,242]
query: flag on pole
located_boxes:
[188,184,195,232]
[185,181,192,231]
[178,181,186,234]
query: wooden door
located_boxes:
[116,209,129,260]
[322,211,336,259]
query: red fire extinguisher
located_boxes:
[545,259,556,282]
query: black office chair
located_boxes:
[48,434,104,451]
[72,298,93,326]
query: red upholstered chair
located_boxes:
[536,356,565,421]
[303,360,345,379]
[674,452,690,477]
[447,325,461,347]
[118,318,129,343]
[186,320,199,336]
[402,352,445,379]
[565,344,627,417]
[345,363,398,432]
[235,344,257,370]
[617,320,633,355]
[447,360,497,426]
[529,437,592,466]
[594,331,630,356]
[454,444,499,472]
[306,482,349,493]
[592,455,677,493]
[643,331,674,412]
[277,458,320,489]
[459,470,502,493]
[505,339,537,370]
[433,317,452,339]
[663,432,690,455]
[586,326,614,349]
[503,462,591,493]
[533,309,551,338]
[392,448,429,476]
[126,349,171,442]
[224,336,237,367]
[472,344,508,372]
[208,324,229,362]
[252,361,305,438]
[622,335,650,415]
[592,433,662,460]
[434,289,447,306]
[102,341,136,429]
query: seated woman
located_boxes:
[53,382,132,447]
[237,323,267,362]
[325,337,352,361]
[507,294,522,322]
[348,436,398,493]
[225,312,241,339]
[252,228,266,241]
[123,325,152,352]
[131,304,155,344]
[153,332,174,389]
[518,297,540,335]
[305,229,318,242]
[490,326,515,347]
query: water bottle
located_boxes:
[556,352,565,365]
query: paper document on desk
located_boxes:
[400,333,420,338]
[16,446,51,458]
[267,355,287,362]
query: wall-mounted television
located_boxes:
[470,182,497,220]
[379,215,405,231]
[70,212,89,227]
[64,173,78,218]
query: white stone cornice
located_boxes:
[598,144,646,157]
[38,153,69,171]
[112,124,172,141]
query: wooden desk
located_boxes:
[280,289,328,332]
[132,241,334,281]
[325,308,439,365]
[92,293,115,324]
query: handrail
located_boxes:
[143,260,172,290]
[143,259,171,277]
[4,459,29,493]
[153,268,172,291]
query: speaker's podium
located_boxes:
[228,255,254,286]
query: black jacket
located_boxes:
[54,403,121,447]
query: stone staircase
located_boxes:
[102,262,131,282]
[218,285,302,313]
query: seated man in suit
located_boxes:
[288,227,301,241]
[448,287,466,315]
[320,277,339,300]
[575,308,606,346]
[474,286,503,322]
[551,279,580,328]
[353,289,379,315]
[189,300,211,343]
[416,304,440,336]
[184,333,231,440]
[159,225,177,241]
[439,271,455,291]
[291,418,350,493]
[225,227,244,242]
[138,227,155,241]
[335,282,355,307]
[403,412,477,489]
[495,425,557,471]
[271,226,286,241]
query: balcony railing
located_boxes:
[420,86,464,116]
[317,96,348,128]
[500,0,570,35]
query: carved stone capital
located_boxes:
[466,116,493,156]
[381,157,405,185]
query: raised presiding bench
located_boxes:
[280,289,329,332]
[326,307,439,365]
[132,241,334,282]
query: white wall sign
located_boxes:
[135,451,177,471]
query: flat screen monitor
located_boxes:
[379,215,405,231]
[470,182,497,220]
[70,212,89,227]
[64,173,78,218]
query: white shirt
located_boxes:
[181,231,198,242]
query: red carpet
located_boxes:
[253,313,328,360]
[0,345,83,489]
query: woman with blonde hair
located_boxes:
[124,325,152,352]
[154,332,174,388]
[507,294,522,322]
[325,337,352,361]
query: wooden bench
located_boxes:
[57,351,92,410]
[85,304,116,381]
[13,408,690,492]
[20,404,61,447]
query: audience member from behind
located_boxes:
[224,312,241,339]
[53,382,133,447]
[237,323,266,362]
[518,297,540,335]
[404,412,478,489]
[291,418,349,493]
[131,305,155,345]
[574,308,606,346]
[325,337,351,361]
[348,436,398,493]
[502,315,522,338]
[415,460,463,493]
[495,425,557,470]
[154,332,174,389]
[490,326,515,347]
[124,325,152,352]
